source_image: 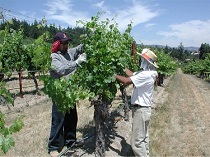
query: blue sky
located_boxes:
[0,0,209,47]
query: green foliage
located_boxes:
[156,49,177,76]
[9,119,24,133]
[0,29,14,106]
[0,18,86,46]
[41,13,135,112]
[182,59,201,74]
[0,111,24,154]
[1,27,29,75]
[183,54,210,75]
[0,43,3,71]
[180,43,210,75]
[41,75,94,112]
[75,13,134,102]
[0,25,24,155]
[0,82,14,105]
[29,32,51,72]
[199,43,210,59]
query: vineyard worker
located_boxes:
[115,48,158,157]
[48,32,87,157]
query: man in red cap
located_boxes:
[48,32,86,157]
[115,48,158,157]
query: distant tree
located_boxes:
[0,18,91,47]
[64,26,86,46]
[21,20,30,37]
[177,42,184,60]
[164,45,170,54]
[199,43,210,59]
[48,24,57,32]
[30,20,40,39]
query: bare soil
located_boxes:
[1,68,210,156]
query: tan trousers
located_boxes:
[131,107,151,157]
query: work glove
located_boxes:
[77,44,84,53]
[75,53,87,66]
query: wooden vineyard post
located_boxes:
[18,69,23,98]
[132,41,136,64]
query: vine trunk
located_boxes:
[93,97,109,157]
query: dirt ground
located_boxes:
[1,68,210,156]
[150,68,210,156]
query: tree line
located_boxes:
[2,18,210,63]
[0,18,86,46]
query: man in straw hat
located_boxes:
[115,48,158,157]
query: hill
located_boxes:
[146,44,199,51]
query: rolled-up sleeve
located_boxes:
[130,73,146,88]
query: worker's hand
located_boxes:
[76,53,87,65]
[113,73,118,79]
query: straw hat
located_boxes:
[137,48,158,68]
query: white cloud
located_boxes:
[92,1,159,31]
[93,1,105,9]
[157,20,210,47]
[92,1,111,15]
[44,0,159,31]
[44,0,90,27]
[115,3,159,30]
[144,23,156,28]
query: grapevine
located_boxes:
[0,25,24,155]
[75,13,135,157]
[1,27,30,97]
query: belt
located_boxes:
[132,104,151,108]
